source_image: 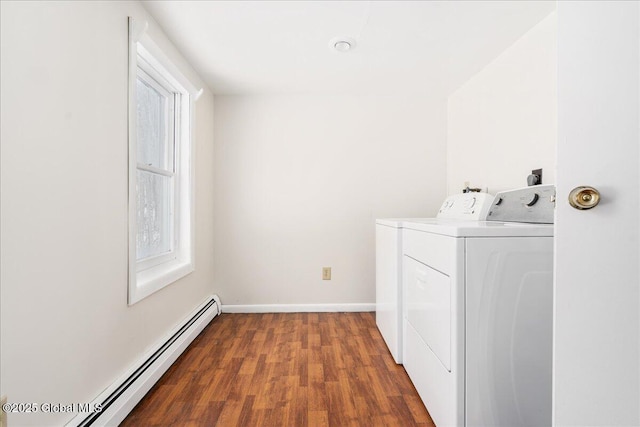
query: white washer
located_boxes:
[375,193,494,364]
[402,185,555,427]
[375,218,405,364]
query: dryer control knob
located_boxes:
[525,193,539,207]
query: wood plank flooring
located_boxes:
[122,312,435,426]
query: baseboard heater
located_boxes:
[66,294,222,427]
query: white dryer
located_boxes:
[375,193,494,364]
[402,185,555,427]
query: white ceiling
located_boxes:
[142,1,555,96]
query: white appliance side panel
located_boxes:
[465,237,553,427]
[405,256,451,370]
[375,223,402,363]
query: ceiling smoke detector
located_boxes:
[330,36,356,53]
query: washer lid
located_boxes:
[376,218,426,228]
[401,219,554,237]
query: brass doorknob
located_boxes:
[568,186,600,210]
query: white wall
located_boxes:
[213,95,446,306]
[0,2,214,425]
[447,12,557,195]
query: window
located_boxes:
[128,18,199,304]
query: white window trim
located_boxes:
[128,17,201,305]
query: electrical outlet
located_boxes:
[1,395,7,427]
[322,267,331,280]
[528,168,543,186]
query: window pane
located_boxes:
[136,76,169,170]
[136,170,172,260]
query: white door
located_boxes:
[555,1,640,426]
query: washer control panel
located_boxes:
[437,192,495,220]
[486,185,556,223]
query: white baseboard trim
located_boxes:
[66,294,221,427]
[221,303,375,313]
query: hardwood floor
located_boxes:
[122,312,435,426]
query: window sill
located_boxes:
[129,258,194,305]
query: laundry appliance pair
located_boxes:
[375,185,555,427]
